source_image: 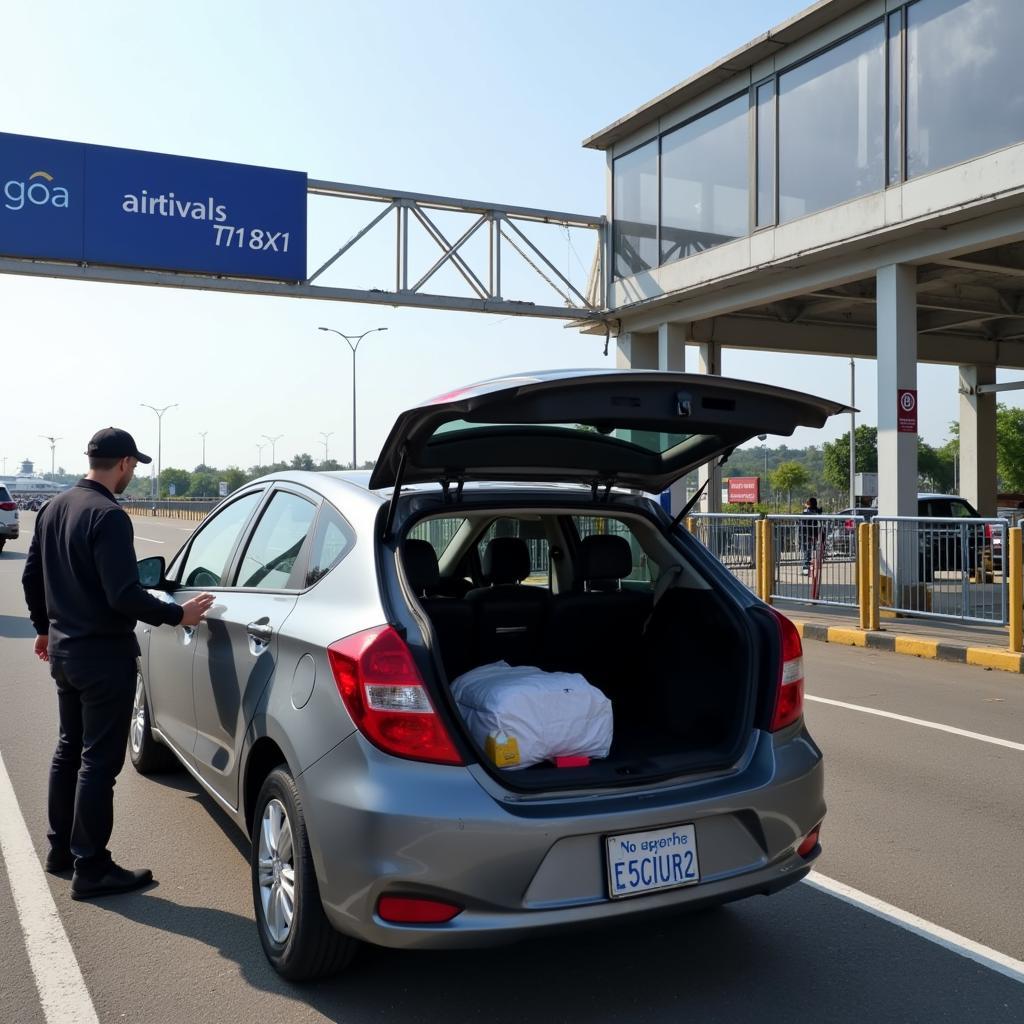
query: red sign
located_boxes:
[727,476,760,503]
[898,389,918,433]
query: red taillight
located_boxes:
[0,501,15,511]
[797,823,822,858]
[984,524,993,540]
[377,895,463,924]
[768,609,804,731]
[327,625,464,766]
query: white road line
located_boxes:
[805,695,1024,751]
[0,750,99,1024]
[133,537,165,545]
[806,872,1024,984]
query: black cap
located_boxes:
[85,427,152,464]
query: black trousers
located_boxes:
[48,656,136,878]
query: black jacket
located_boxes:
[22,479,184,659]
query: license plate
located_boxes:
[606,823,699,899]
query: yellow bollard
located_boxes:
[684,516,695,534]
[857,522,870,630]
[867,521,881,631]
[1008,528,1022,653]
[761,519,774,605]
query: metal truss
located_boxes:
[0,179,606,321]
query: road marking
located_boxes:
[805,695,1024,751]
[133,536,165,545]
[806,872,1024,984]
[0,749,99,1024]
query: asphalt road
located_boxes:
[1,513,1022,1023]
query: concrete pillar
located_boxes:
[658,323,688,513]
[958,365,997,516]
[616,331,657,370]
[876,264,918,517]
[697,340,722,514]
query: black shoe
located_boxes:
[70,864,154,900]
[44,850,74,875]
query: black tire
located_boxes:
[0,540,5,553]
[251,767,357,981]
[128,667,180,774]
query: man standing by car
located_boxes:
[22,428,214,899]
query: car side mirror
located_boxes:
[138,556,167,589]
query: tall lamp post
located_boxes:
[262,434,283,466]
[318,326,388,469]
[140,403,177,499]
[757,434,768,506]
[39,435,62,478]
[849,358,857,510]
[256,443,266,468]
[319,431,334,466]
[199,431,208,469]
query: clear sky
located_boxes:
[2,0,1012,478]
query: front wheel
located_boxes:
[251,767,357,981]
[129,669,179,774]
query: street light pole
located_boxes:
[849,358,857,509]
[140,403,177,499]
[318,326,388,469]
[319,431,334,465]
[257,443,266,468]
[262,434,283,466]
[199,431,208,469]
[39,435,62,478]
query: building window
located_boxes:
[612,140,658,278]
[778,23,886,223]
[659,94,749,264]
[887,10,903,185]
[906,0,1024,178]
[756,81,777,226]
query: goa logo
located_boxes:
[3,170,70,211]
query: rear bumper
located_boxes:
[0,523,18,539]
[298,725,825,950]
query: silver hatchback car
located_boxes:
[132,370,844,980]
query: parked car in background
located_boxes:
[0,484,19,553]
[824,507,876,557]
[129,370,845,980]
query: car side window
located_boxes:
[178,492,262,588]
[573,515,656,586]
[305,503,355,587]
[236,491,318,590]
[949,501,977,518]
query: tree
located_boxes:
[822,426,878,493]
[290,452,315,471]
[222,467,247,493]
[770,461,811,512]
[317,458,343,472]
[996,405,1024,491]
[189,471,219,497]
[917,440,954,492]
[158,467,191,498]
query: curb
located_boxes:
[791,620,1024,674]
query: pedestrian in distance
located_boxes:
[22,428,214,899]
[800,495,822,575]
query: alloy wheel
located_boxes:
[257,798,296,944]
[130,674,146,756]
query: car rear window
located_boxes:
[0,486,11,502]
[407,516,466,559]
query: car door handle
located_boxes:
[246,618,273,655]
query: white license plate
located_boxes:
[606,823,699,899]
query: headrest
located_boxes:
[403,539,440,596]
[580,534,632,583]
[483,537,532,584]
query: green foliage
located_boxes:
[222,467,247,493]
[770,461,811,511]
[158,467,191,498]
[290,452,316,471]
[188,471,219,497]
[822,426,878,492]
[996,405,1024,491]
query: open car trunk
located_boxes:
[400,522,758,790]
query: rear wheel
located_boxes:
[251,767,357,981]
[128,669,179,774]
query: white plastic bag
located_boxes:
[451,661,613,769]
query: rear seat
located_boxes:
[544,534,652,703]
[465,537,549,666]
[402,539,476,679]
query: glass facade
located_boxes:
[778,25,885,223]
[611,0,1024,279]
[907,0,1024,178]
[659,95,749,263]
[612,140,658,277]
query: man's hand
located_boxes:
[34,634,49,662]
[180,593,215,627]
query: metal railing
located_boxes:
[121,497,220,520]
[875,516,1008,625]
[687,513,759,591]
[768,514,863,609]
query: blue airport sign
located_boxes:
[0,133,307,281]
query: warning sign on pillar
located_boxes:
[898,389,918,433]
